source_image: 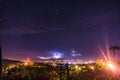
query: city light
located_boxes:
[24,62,29,66]
[79,67,81,70]
[89,66,95,70]
[75,65,81,72]
[75,65,78,69]
[23,57,33,66]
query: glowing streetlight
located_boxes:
[107,62,117,71]
[24,62,29,66]
[75,65,78,69]
[90,66,94,70]
[108,62,115,70]
[79,67,81,70]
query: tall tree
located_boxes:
[0,44,2,77]
[66,63,69,80]
[110,45,120,60]
[0,19,6,78]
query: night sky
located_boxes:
[0,0,120,60]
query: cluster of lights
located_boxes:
[75,65,81,71]
[23,57,33,66]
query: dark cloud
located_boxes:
[1,0,120,34]
[1,12,119,34]
[0,24,67,34]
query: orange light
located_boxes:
[108,62,115,70]
[24,62,28,66]
[27,57,30,62]
[90,66,94,70]
[75,65,78,69]
[79,67,81,70]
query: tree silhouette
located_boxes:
[0,19,6,78]
[66,63,70,80]
[110,45,120,60]
[0,44,2,78]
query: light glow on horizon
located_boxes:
[107,62,116,70]
[38,56,51,59]
[53,53,61,59]
[51,52,63,59]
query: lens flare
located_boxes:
[108,62,115,70]
[106,41,111,61]
[99,46,108,61]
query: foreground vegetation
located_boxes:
[1,59,120,80]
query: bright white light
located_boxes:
[72,50,75,53]
[90,66,94,70]
[53,53,61,59]
[71,50,81,57]
[68,61,72,64]
[38,51,63,59]
[75,65,78,69]
[52,52,62,59]
[108,62,115,70]
[24,62,28,66]
[71,53,81,57]
[38,56,51,59]
[79,67,81,70]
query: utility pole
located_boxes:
[110,45,120,61]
